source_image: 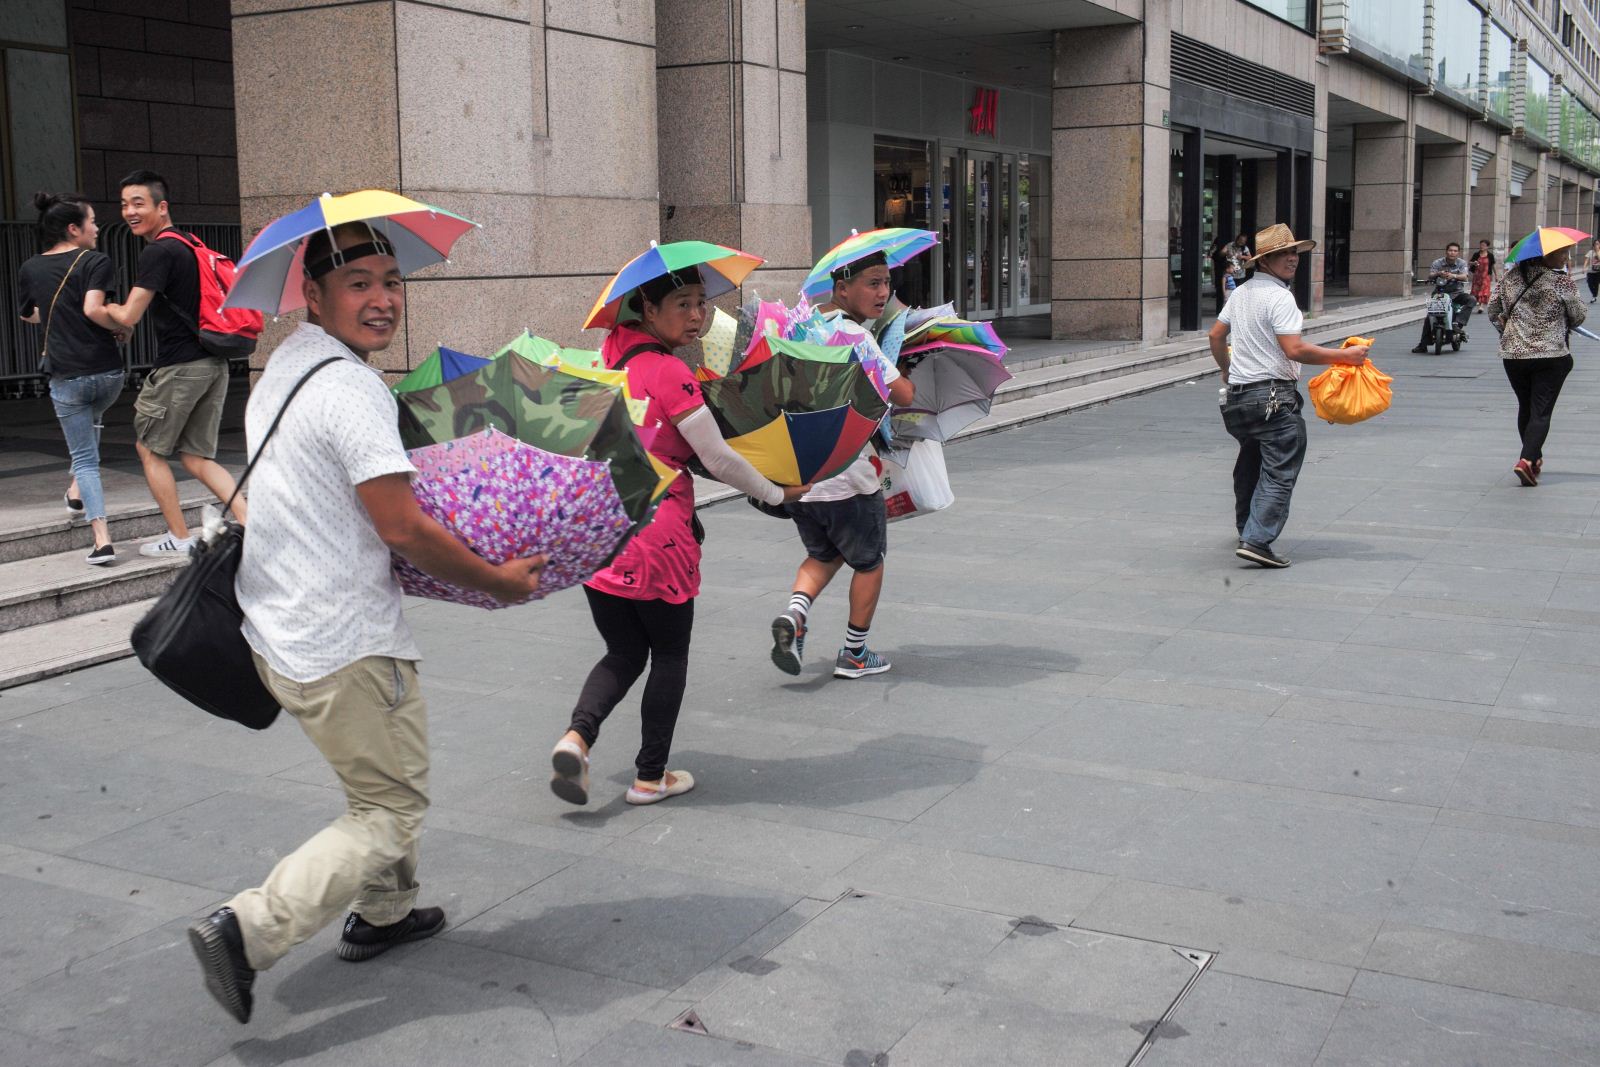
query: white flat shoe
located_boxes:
[550,738,590,806]
[626,770,695,805]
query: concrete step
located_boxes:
[0,599,152,689]
[0,545,184,633]
[0,496,213,565]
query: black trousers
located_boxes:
[1502,356,1574,464]
[568,586,694,781]
[1587,272,1600,300]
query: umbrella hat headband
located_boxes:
[305,221,396,279]
[831,250,888,283]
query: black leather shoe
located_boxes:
[336,906,446,961]
[187,907,255,1024]
[1410,345,1428,354]
[1236,541,1291,568]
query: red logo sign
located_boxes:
[969,88,998,137]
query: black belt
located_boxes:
[1228,378,1296,391]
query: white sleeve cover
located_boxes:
[675,406,786,506]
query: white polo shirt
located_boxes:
[238,323,420,682]
[1218,274,1305,383]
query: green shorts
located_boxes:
[133,357,229,459]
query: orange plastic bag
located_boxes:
[1308,336,1392,425]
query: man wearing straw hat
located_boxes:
[1207,224,1368,568]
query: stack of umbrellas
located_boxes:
[882,306,1011,452]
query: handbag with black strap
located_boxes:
[38,248,89,378]
[131,357,342,729]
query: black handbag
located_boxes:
[131,357,343,729]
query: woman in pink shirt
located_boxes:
[549,267,806,805]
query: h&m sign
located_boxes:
[969,87,998,137]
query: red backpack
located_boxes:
[156,230,263,358]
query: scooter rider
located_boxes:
[1413,242,1473,352]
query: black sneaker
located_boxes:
[1236,541,1291,568]
[64,489,83,513]
[336,906,446,962]
[86,544,115,566]
[1410,345,1428,354]
[187,907,255,1024]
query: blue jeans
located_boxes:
[1222,380,1307,548]
[49,369,125,522]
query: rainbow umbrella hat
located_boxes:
[1506,226,1592,265]
[583,240,764,331]
[223,190,478,314]
[800,227,938,300]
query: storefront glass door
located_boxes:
[931,146,1048,319]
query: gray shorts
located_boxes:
[785,491,888,572]
[133,357,229,458]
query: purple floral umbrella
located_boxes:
[394,428,633,609]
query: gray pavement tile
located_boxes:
[897,762,1194,874]
[410,826,583,928]
[1362,923,1600,1016]
[1522,625,1600,667]
[568,1020,829,1066]
[0,735,233,853]
[824,842,1111,925]
[1188,598,1372,642]
[1302,644,1513,705]
[771,892,1014,986]
[66,788,342,895]
[0,658,151,720]
[1272,693,1487,740]
[1215,717,1471,807]
[886,988,1149,1066]
[1459,506,1592,535]
[1117,792,1429,918]
[445,857,798,990]
[1478,716,1600,754]
[1443,740,1600,828]
[1009,696,1264,778]
[1391,824,1600,957]
[1092,675,1289,714]
[1042,584,1225,628]
[1342,609,1529,658]
[1393,561,1560,607]
[1315,971,1600,1066]
[1142,971,1343,1067]
[1129,630,1338,689]
[0,1026,127,1067]
[1497,658,1600,723]
[0,846,222,919]
[0,873,177,998]
[1207,948,1357,997]
[1425,538,1574,571]
[6,681,196,755]
[601,809,876,894]
[1071,878,1381,968]
[1546,573,1600,612]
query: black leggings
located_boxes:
[1587,272,1600,300]
[1502,356,1573,464]
[568,586,694,781]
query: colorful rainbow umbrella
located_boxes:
[583,240,764,331]
[224,190,478,314]
[1506,226,1591,265]
[392,345,491,395]
[800,227,938,300]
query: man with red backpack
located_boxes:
[106,170,258,557]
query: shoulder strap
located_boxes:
[153,230,205,337]
[220,356,344,518]
[612,339,669,370]
[1501,265,1536,326]
[41,249,91,360]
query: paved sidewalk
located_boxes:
[3,320,1600,1065]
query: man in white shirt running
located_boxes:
[1207,224,1368,569]
[185,222,546,1025]
[770,252,916,678]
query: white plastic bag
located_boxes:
[875,440,954,522]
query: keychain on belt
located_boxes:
[1263,383,1282,420]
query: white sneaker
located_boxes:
[140,534,194,558]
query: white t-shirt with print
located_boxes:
[801,315,902,504]
[1217,274,1305,383]
[238,323,420,682]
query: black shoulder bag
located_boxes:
[131,357,343,729]
[612,340,710,544]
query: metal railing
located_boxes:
[0,220,243,396]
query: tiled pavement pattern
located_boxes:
[4,321,1600,1065]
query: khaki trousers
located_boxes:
[228,653,429,970]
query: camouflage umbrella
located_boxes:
[698,335,889,485]
[395,351,672,531]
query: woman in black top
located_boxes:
[18,193,126,563]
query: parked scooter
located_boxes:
[1423,279,1469,353]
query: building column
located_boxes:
[1579,183,1596,232]
[1416,142,1472,264]
[1051,17,1168,341]
[1470,134,1511,257]
[1561,176,1581,227]
[1348,121,1415,297]
[656,0,810,300]
[1508,155,1546,240]
[1545,174,1562,227]
[233,1,660,367]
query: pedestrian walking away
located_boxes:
[1470,239,1497,310]
[1207,223,1368,568]
[16,192,126,564]
[1583,240,1600,304]
[550,257,803,809]
[103,170,245,558]
[186,221,546,1025]
[1412,241,1474,352]
[770,247,917,679]
[1487,242,1586,486]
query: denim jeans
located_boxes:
[49,369,125,522]
[1222,380,1308,548]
